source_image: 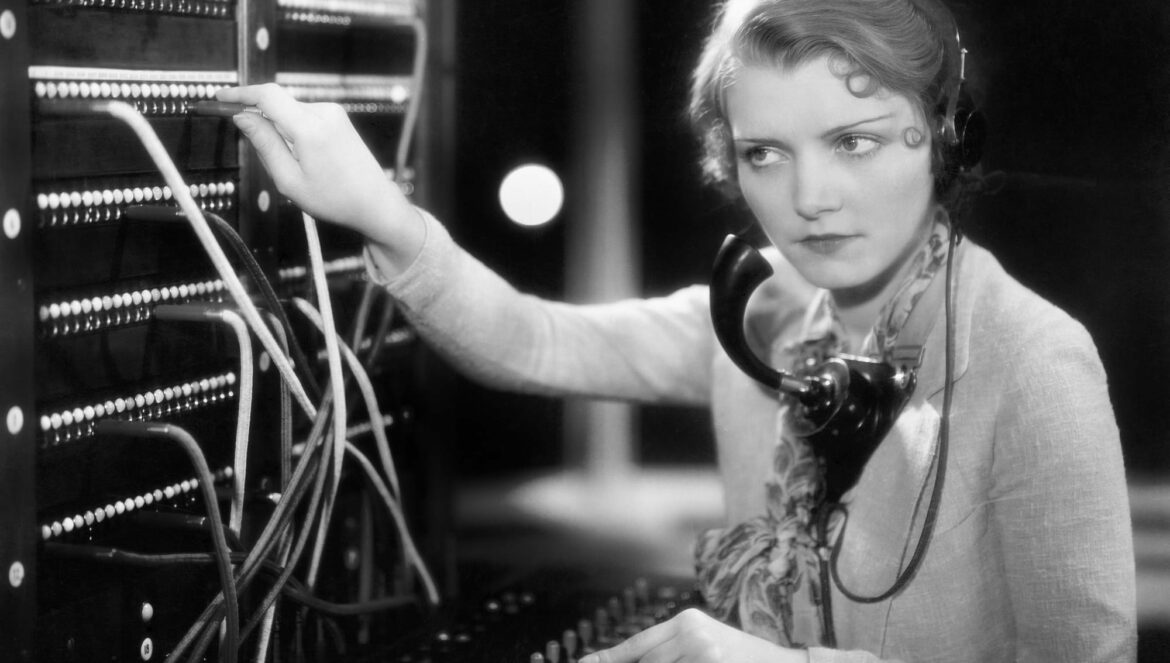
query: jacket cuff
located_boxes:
[362,207,455,313]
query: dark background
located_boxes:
[441,0,1170,479]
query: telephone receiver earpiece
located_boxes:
[709,234,793,392]
[710,234,918,502]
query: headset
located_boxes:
[928,0,987,193]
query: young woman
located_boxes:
[219,0,1136,660]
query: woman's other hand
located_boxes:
[217,84,425,272]
[579,608,809,663]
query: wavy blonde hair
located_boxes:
[689,0,966,198]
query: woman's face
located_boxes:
[726,56,936,299]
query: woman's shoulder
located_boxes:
[960,241,1102,368]
[964,242,1086,331]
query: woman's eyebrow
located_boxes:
[733,112,898,145]
[819,113,895,138]
[732,136,790,146]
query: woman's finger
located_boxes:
[217,83,314,142]
[231,112,303,192]
[580,620,678,663]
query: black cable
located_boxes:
[236,405,338,645]
[363,299,397,370]
[281,363,293,490]
[828,227,957,604]
[188,397,339,662]
[185,465,321,662]
[165,414,327,663]
[344,283,378,422]
[131,511,245,551]
[243,401,326,582]
[257,303,297,663]
[122,204,322,401]
[295,607,307,663]
[298,589,416,618]
[259,309,295,490]
[95,421,240,663]
[321,614,347,656]
[43,543,418,616]
[349,281,377,359]
[816,504,840,647]
[273,397,344,663]
[243,395,332,580]
[203,210,322,401]
[273,607,284,663]
[181,437,325,663]
[46,542,243,566]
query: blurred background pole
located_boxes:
[564,0,641,480]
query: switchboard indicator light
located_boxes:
[0,10,15,40]
[6,406,23,435]
[3,209,20,239]
[7,562,24,588]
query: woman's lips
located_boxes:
[799,234,858,255]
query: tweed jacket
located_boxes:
[367,210,1136,662]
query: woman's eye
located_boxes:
[837,134,881,158]
[741,146,786,168]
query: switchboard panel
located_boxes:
[0,0,441,659]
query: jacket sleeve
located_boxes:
[988,315,1137,662]
[364,208,716,405]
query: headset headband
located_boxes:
[939,30,967,146]
[911,0,986,178]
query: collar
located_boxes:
[909,238,975,400]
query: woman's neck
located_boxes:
[830,222,940,351]
[832,284,898,351]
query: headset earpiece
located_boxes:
[950,89,986,170]
[934,30,986,190]
[938,86,986,179]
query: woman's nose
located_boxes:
[792,156,842,220]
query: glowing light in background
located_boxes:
[498,164,564,227]
[388,84,409,105]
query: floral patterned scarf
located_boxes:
[695,218,951,647]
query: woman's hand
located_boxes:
[216,84,425,271]
[579,609,809,663]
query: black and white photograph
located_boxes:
[1,0,1167,660]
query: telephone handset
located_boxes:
[710,234,917,502]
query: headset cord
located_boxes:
[825,226,958,606]
[816,502,841,648]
